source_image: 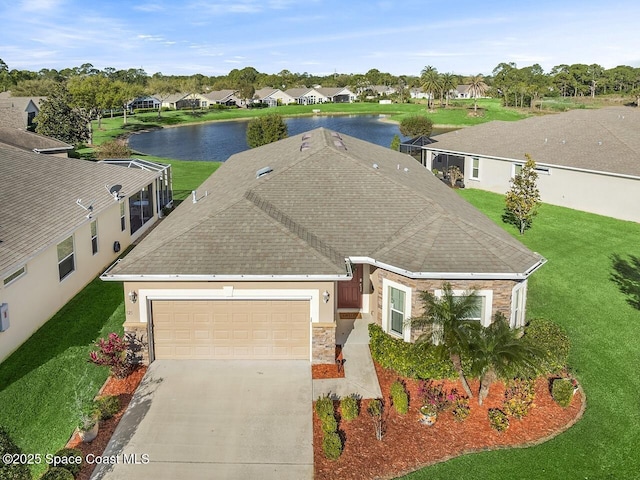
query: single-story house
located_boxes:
[101,128,545,365]
[252,88,296,107]
[284,88,328,105]
[0,148,172,362]
[203,90,240,107]
[0,97,42,130]
[316,87,356,103]
[410,88,431,100]
[161,92,210,110]
[421,106,640,223]
[0,126,73,156]
[128,96,161,111]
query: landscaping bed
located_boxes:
[66,366,146,480]
[312,345,345,379]
[313,362,583,480]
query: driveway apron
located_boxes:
[91,360,313,480]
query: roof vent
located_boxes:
[331,132,342,140]
[333,140,347,149]
[256,166,273,179]
[373,163,379,169]
[300,142,311,151]
[302,134,311,140]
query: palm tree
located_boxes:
[469,313,542,405]
[440,73,457,108]
[409,283,481,398]
[467,74,488,113]
[420,66,441,110]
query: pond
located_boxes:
[128,114,450,162]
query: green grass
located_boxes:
[0,279,125,478]
[402,189,640,480]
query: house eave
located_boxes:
[100,272,350,282]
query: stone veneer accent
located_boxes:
[374,268,521,341]
[124,322,150,366]
[312,322,336,364]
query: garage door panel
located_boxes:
[152,299,310,360]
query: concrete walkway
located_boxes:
[312,314,382,400]
[92,360,313,480]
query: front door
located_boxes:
[338,264,362,309]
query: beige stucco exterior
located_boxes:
[0,198,159,362]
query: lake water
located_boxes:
[128,115,445,162]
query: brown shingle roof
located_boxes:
[109,128,542,278]
[0,126,72,153]
[427,106,640,177]
[0,147,159,276]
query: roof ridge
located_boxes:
[244,189,347,268]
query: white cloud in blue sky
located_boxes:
[1,0,639,76]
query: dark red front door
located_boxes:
[338,264,362,309]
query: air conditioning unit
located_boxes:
[0,303,8,332]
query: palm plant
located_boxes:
[409,283,480,398]
[469,313,542,405]
[440,73,457,108]
[420,65,441,110]
[467,74,488,113]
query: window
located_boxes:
[129,184,154,235]
[90,220,98,255]
[3,267,25,286]
[57,236,75,281]
[120,202,126,232]
[511,281,527,328]
[512,163,523,177]
[471,157,480,179]
[382,279,412,341]
[434,288,493,327]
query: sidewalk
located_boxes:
[312,314,382,400]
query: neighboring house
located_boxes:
[284,87,328,105]
[0,126,73,156]
[203,90,240,107]
[421,106,640,223]
[410,88,431,100]
[316,87,356,103]
[161,93,210,109]
[101,128,544,365]
[371,85,396,96]
[0,97,42,130]
[252,88,296,107]
[453,85,472,99]
[128,96,161,111]
[0,148,172,362]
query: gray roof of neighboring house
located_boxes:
[162,92,190,104]
[426,106,640,177]
[109,128,543,279]
[0,126,72,153]
[203,90,238,102]
[0,147,159,277]
[316,87,352,97]
[284,88,314,98]
[253,88,279,99]
[0,97,42,129]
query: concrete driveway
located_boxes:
[91,360,313,480]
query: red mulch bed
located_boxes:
[66,367,146,480]
[312,345,345,379]
[314,362,584,480]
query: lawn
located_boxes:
[402,189,640,480]
[0,279,125,478]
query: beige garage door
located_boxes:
[151,299,310,360]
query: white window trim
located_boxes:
[510,281,528,328]
[381,278,412,342]
[512,162,552,177]
[57,235,76,281]
[470,157,480,180]
[3,266,26,286]
[434,289,493,327]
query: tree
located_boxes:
[467,74,488,113]
[440,73,457,108]
[390,134,400,151]
[34,83,89,145]
[67,74,112,142]
[147,75,179,118]
[399,115,433,137]
[246,114,288,148]
[469,313,542,405]
[504,154,541,234]
[420,66,440,110]
[409,283,481,398]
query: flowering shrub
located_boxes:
[420,381,457,412]
[88,333,131,378]
[488,408,510,432]
[503,378,536,419]
[451,395,471,422]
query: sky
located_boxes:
[1,0,639,78]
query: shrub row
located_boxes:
[315,396,343,460]
[368,324,457,379]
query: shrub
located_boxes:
[0,427,31,480]
[94,140,132,160]
[522,319,570,374]
[399,115,433,137]
[551,378,574,408]
[503,378,536,419]
[488,408,510,432]
[315,395,334,420]
[419,381,455,412]
[95,395,121,420]
[321,414,337,434]
[322,432,343,460]
[451,397,471,422]
[88,333,131,378]
[340,395,359,421]
[39,467,74,480]
[368,324,457,379]
[390,380,409,415]
[50,448,82,478]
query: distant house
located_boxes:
[252,88,295,107]
[0,97,42,130]
[0,126,73,156]
[316,87,356,103]
[410,88,431,100]
[161,92,210,109]
[421,106,640,223]
[0,148,172,362]
[128,96,161,111]
[284,87,328,105]
[203,90,240,107]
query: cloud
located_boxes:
[18,0,64,12]
[133,3,165,12]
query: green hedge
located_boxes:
[0,427,31,480]
[522,318,570,374]
[368,324,457,379]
